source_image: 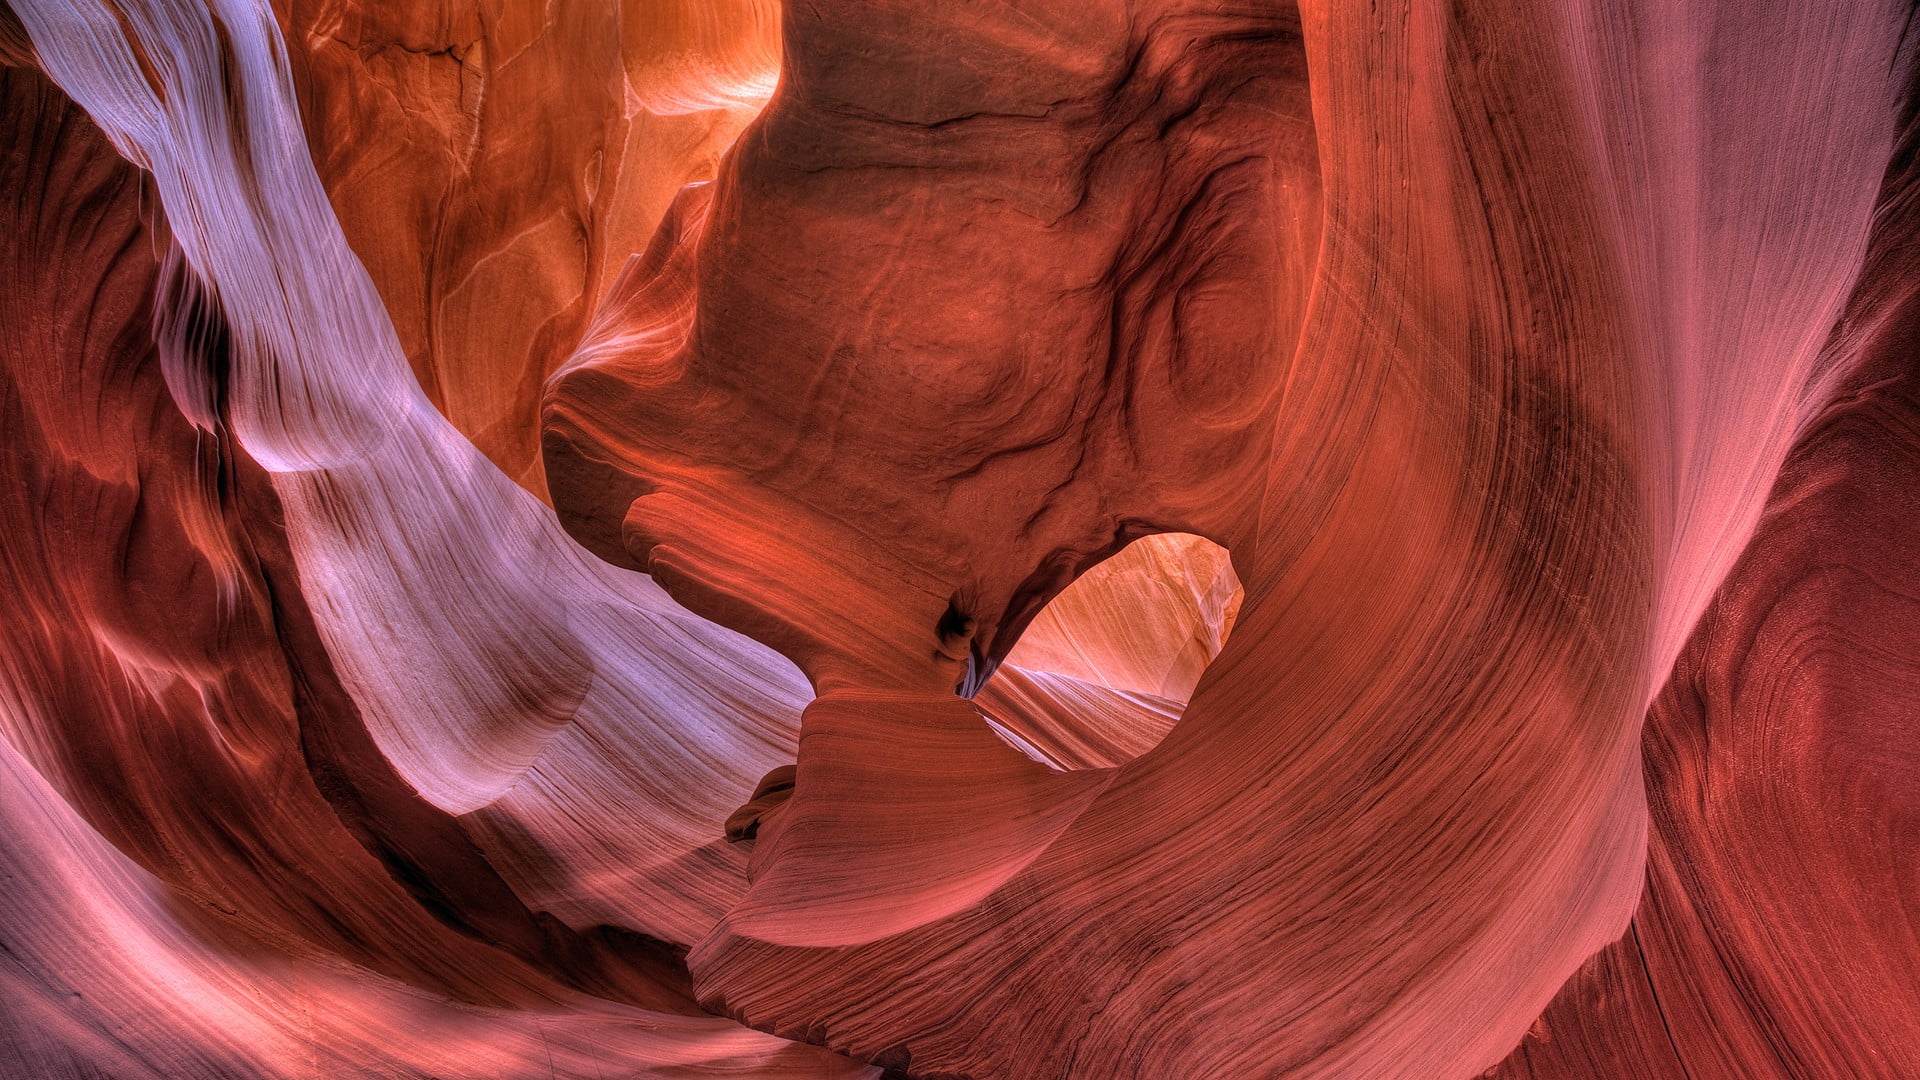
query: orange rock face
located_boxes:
[280,0,776,496]
[1,1,1917,1078]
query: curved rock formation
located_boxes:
[1493,77,1920,1079]
[1,0,1916,1077]
[546,2,1917,1076]
[277,0,776,496]
[0,55,863,1079]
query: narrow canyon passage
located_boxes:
[0,1,1915,1078]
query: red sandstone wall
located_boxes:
[0,1,1914,1077]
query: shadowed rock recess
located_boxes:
[0,0,1914,1077]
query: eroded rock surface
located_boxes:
[1,0,1916,1077]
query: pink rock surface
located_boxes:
[0,56,864,1079]
[1492,84,1920,1079]
[1,0,1916,1077]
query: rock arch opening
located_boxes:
[977,532,1241,769]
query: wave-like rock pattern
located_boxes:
[1493,80,1920,1079]
[0,57,865,1079]
[0,0,1915,1077]
[279,0,775,495]
[548,2,1916,1077]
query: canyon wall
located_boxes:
[0,1,1914,1077]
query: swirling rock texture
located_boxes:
[276,0,777,496]
[0,1,1915,1079]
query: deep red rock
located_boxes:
[1,0,1917,1077]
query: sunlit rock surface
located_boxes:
[1,0,1916,1077]
[274,0,777,497]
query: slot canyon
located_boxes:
[0,0,1916,1076]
